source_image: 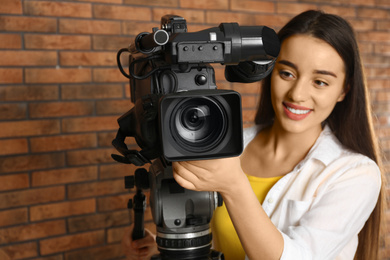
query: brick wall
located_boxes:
[0,0,389,259]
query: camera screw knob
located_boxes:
[195,74,207,85]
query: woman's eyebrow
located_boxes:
[278,60,298,70]
[278,59,338,78]
[314,70,338,78]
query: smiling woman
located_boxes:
[122,10,385,260]
[271,34,347,135]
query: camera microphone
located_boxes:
[131,29,170,54]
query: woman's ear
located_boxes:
[337,84,350,102]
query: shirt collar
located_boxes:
[304,125,345,166]
[244,124,346,167]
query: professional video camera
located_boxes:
[112,15,280,259]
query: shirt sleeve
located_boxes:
[280,159,381,260]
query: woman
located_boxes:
[123,10,384,260]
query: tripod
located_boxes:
[125,159,224,260]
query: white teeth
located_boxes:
[286,106,311,115]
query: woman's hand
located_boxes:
[172,156,245,195]
[122,224,158,260]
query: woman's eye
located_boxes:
[314,80,328,87]
[279,71,294,80]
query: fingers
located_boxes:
[172,162,199,190]
[122,225,158,260]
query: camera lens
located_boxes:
[171,97,227,152]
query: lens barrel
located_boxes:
[159,89,243,161]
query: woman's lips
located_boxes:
[283,102,313,120]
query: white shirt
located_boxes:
[243,125,381,260]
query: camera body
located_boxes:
[112,15,280,259]
[113,15,279,165]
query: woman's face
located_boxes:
[271,34,347,135]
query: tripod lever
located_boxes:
[132,189,146,240]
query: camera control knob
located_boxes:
[195,74,207,85]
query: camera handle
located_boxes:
[125,168,150,240]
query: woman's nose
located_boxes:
[287,79,308,102]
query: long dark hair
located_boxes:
[255,10,385,260]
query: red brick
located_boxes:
[62,116,118,133]
[232,81,261,95]
[96,99,132,115]
[59,51,117,66]
[61,84,124,99]
[122,21,161,35]
[24,1,92,18]
[75,0,121,3]
[39,230,105,255]
[358,31,390,43]
[0,208,28,227]
[357,7,390,19]
[0,153,65,174]
[0,0,22,14]
[32,166,98,187]
[0,68,23,84]
[67,179,124,199]
[366,67,390,78]
[64,244,123,260]
[0,85,58,101]
[0,220,66,244]
[124,0,177,6]
[0,186,65,209]
[348,19,375,32]
[97,194,129,212]
[367,79,390,90]
[92,35,132,50]
[242,109,256,124]
[0,103,26,120]
[92,68,128,83]
[99,162,139,179]
[67,210,129,233]
[0,174,29,192]
[0,51,57,66]
[377,20,390,31]
[93,5,151,21]
[153,8,205,23]
[0,16,57,32]
[206,11,255,25]
[0,138,28,156]
[29,101,94,118]
[321,5,356,18]
[241,95,258,109]
[25,68,91,84]
[0,120,60,138]
[32,255,63,260]
[30,133,97,153]
[59,19,120,35]
[30,198,96,221]
[106,227,124,244]
[0,34,22,49]
[180,0,228,10]
[66,148,118,166]
[276,3,317,15]
[24,34,91,50]
[254,14,291,28]
[230,0,274,13]
[377,0,390,6]
[0,242,37,259]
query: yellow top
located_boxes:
[211,174,283,260]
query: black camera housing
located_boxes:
[113,14,279,166]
